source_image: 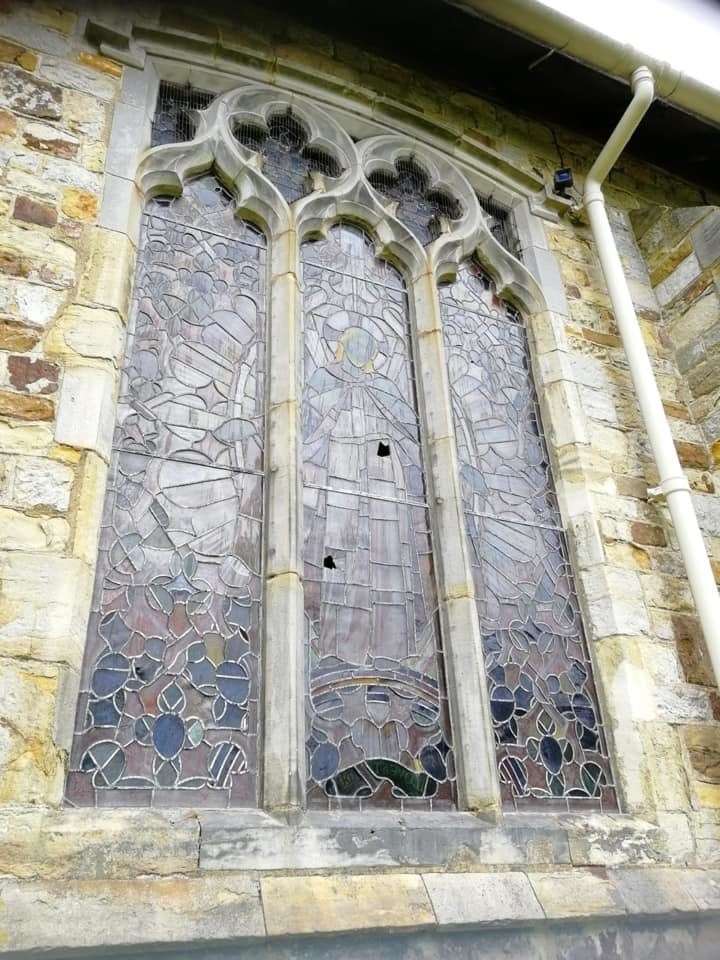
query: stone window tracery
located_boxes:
[68,83,617,815]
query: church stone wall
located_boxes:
[0,1,720,954]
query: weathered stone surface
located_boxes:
[40,58,118,101]
[0,875,264,952]
[78,226,133,315]
[0,389,53,421]
[262,874,434,936]
[684,725,720,782]
[0,657,65,804]
[0,318,41,351]
[1,454,74,511]
[54,364,116,458]
[7,355,59,395]
[0,506,68,551]
[76,51,124,78]
[12,194,58,227]
[22,120,79,159]
[0,38,38,73]
[0,65,62,119]
[45,303,125,362]
[0,222,75,288]
[0,809,199,880]
[566,816,665,867]
[61,186,99,220]
[528,870,626,919]
[424,872,543,927]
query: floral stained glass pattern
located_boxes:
[302,224,455,809]
[439,260,616,811]
[66,176,266,808]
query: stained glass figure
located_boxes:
[234,109,342,204]
[367,157,462,245]
[66,175,266,808]
[301,224,455,809]
[439,260,617,811]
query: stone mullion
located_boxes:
[412,268,502,817]
[262,225,306,813]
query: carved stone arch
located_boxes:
[357,135,548,315]
[296,179,428,283]
[135,111,292,237]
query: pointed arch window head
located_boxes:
[234,109,343,203]
[66,175,266,808]
[439,260,617,812]
[301,223,455,810]
[368,156,463,245]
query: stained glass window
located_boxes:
[368,157,462,245]
[234,110,342,204]
[439,260,617,812]
[66,175,266,808]
[150,81,215,146]
[301,224,455,809]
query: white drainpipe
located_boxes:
[584,66,720,684]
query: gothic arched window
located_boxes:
[439,260,616,809]
[67,82,617,816]
[66,175,266,808]
[301,224,455,809]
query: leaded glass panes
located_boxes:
[439,260,617,812]
[368,157,462,245]
[66,175,266,808]
[234,110,342,204]
[301,224,455,809]
[151,81,215,146]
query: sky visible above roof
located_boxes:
[538,0,720,90]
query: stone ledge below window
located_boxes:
[2,863,720,956]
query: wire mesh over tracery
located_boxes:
[234,109,343,204]
[368,157,463,245]
[151,81,216,146]
[439,260,617,812]
[66,175,266,808]
[301,223,455,810]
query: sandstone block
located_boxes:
[0,420,53,455]
[528,870,625,919]
[0,658,65,804]
[12,194,58,227]
[613,866,698,914]
[40,58,117,101]
[0,506,68,552]
[54,365,116,459]
[0,808,199,881]
[0,875,264,953]
[63,89,107,140]
[1,454,74,511]
[45,304,125,362]
[0,389,53,421]
[79,227,133,316]
[683,725,720,782]
[61,186,99,221]
[631,520,667,546]
[262,873,434,936]
[0,552,92,664]
[0,319,41,351]
[0,38,38,73]
[22,120,79,159]
[0,65,62,119]
[7,355,59,395]
[0,222,75,288]
[424,872,543,927]
[76,51,123,79]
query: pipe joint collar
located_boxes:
[631,65,654,92]
[648,475,691,501]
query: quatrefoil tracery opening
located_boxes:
[232,108,344,204]
[367,156,463,246]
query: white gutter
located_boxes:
[584,66,720,685]
[448,0,720,126]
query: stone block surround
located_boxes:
[0,0,720,953]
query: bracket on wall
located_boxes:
[85,18,146,68]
